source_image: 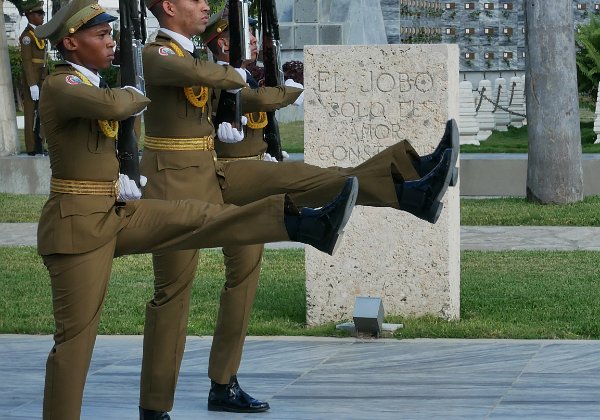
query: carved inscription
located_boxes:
[313,68,439,163]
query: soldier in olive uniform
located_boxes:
[19,1,48,155]
[196,10,304,414]
[139,0,458,418]
[34,1,359,419]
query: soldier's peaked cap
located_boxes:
[22,1,44,15]
[35,0,117,46]
[200,5,257,45]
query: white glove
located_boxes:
[139,175,147,187]
[118,173,142,201]
[282,150,289,159]
[30,85,39,101]
[217,122,244,143]
[263,153,278,162]
[284,79,304,106]
[226,68,247,94]
[241,115,248,125]
[284,79,303,89]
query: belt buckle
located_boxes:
[207,136,214,150]
[113,179,120,198]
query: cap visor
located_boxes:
[80,12,118,30]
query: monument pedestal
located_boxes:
[303,44,460,325]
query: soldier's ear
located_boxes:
[62,36,78,52]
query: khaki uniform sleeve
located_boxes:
[45,75,150,121]
[20,33,37,88]
[240,85,303,113]
[143,43,246,89]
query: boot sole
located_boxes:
[427,149,454,224]
[448,119,460,187]
[207,403,270,413]
[326,177,359,255]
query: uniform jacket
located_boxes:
[37,63,150,255]
[213,70,302,159]
[19,24,48,88]
[141,33,246,202]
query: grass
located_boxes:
[460,196,600,226]
[461,121,600,153]
[4,193,600,226]
[1,248,599,339]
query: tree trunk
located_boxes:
[525,0,583,204]
[0,0,20,156]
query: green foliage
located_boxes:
[576,16,600,97]
[8,46,23,88]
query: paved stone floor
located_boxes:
[2,335,600,419]
[2,224,600,418]
[3,223,600,251]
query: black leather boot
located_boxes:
[139,406,171,420]
[208,375,270,413]
[414,119,459,186]
[396,149,453,224]
[285,176,358,255]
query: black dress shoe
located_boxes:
[208,375,270,413]
[27,151,36,156]
[396,149,453,224]
[285,176,358,255]
[139,406,171,419]
[415,119,459,186]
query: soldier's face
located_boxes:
[168,0,210,37]
[63,23,116,71]
[27,11,45,26]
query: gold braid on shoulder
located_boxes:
[73,71,119,139]
[245,112,268,129]
[28,30,45,50]
[169,42,208,109]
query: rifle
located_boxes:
[117,0,146,186]
[214,0,252,130]
[260,0,285,161]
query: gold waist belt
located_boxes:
[145,135,214,151]
[50,177,118,196]
[217,153,264,162]
[31,58,45,64]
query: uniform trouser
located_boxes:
[42,196,290,420]
[139,140,421,411]
[22,88,42,154]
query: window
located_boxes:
[445,2,456,9]
[484,3,494,10]
[502,2,513,10]
[595,4,600,11]
[578,4,587,11]
[503,51,513,59]
[503,27,513,35]
[464,52,475,59]
[465,28,475,35]
[445,27,456,35]
[465,2,475,9]
[484,27,495,35]
[484,52,494,59]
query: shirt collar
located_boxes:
[159,28,194,53]
[66,61,100,87]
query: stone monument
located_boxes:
[303,44,460,326]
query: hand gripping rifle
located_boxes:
[260,0,285,161]
[117,0,146,186]
[214,0,252,130]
